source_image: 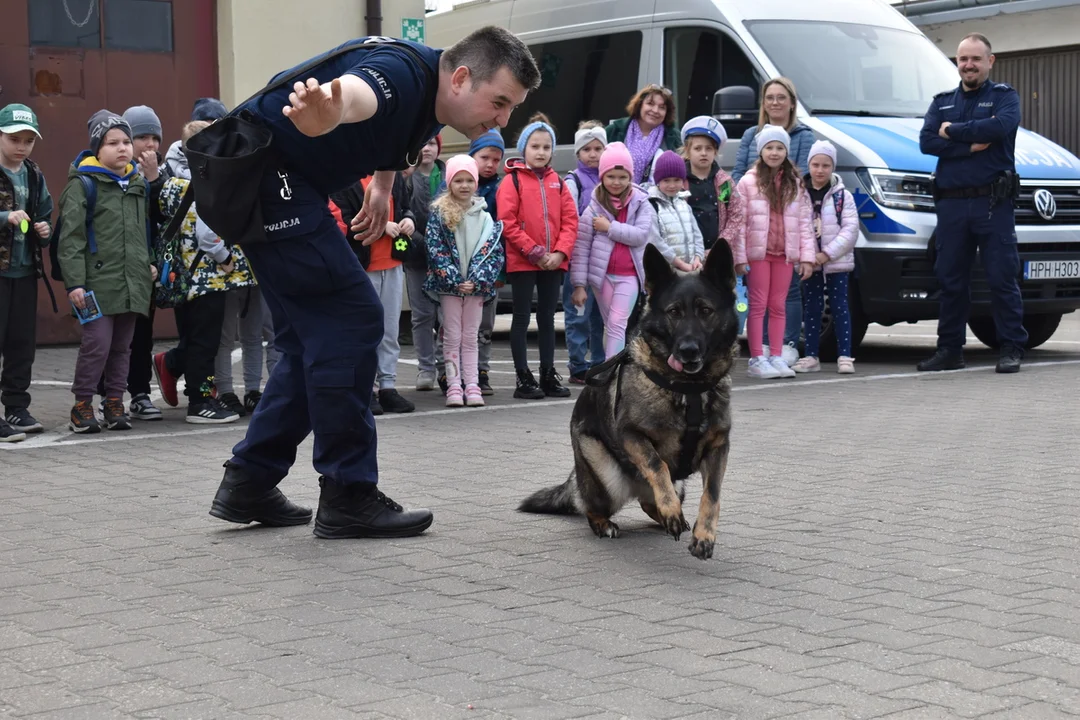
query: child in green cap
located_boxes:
[0,103,53,441]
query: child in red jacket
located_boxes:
[496,112,577,400]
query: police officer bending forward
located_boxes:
[918,32,1026,375]
[208,29,540,538]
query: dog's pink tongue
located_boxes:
[667,355,684,372]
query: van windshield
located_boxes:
[746,21,959,117]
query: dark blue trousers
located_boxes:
[934,197,1027,352]
[230,172,383,486]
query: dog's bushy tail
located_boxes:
[519,472,579,515]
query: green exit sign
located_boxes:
[401,18,425,44]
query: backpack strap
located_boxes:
[144,177,154,252]
[832,189,844,219]
[77,175,98,255]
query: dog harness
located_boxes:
[586,350,717,480]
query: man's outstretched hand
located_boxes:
[282,78,345,137]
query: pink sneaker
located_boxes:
[465,384,485,407]
[445,384,464,408]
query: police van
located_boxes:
[428,0,1080,353]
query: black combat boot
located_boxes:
[996,345,1022,374]
[313,479,433,539]
[209,462,313,526]
[513,368,545,400]
[916,348,965,372]
[539,367,571,398]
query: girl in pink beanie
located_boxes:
[570,142,658,357]
[424,155,505,407]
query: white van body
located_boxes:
[428,0,1080,351]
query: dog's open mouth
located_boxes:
[667,355,704,375]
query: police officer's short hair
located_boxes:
[960,33,992,53]
[441,26,541,91]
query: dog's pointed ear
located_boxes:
[644,243,676,295]
[702,240,737,293]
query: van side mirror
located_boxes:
[712,86,756,120]
[712,86,757,145]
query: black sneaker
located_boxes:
[540,367,571,398]
[0,419,26,443]
[371,391,384,416]
[102,397,132,430]
[477,370,494,396]
[313,478,433,539]
[187,398,241,424]
[378,389,415,414]
[218,392,247,417]
[243,390,262,413]
[996,346,1022,374]
[916,349,965,372]
[514,368,545,400]
[5,408,43,434]
[209,461,313,526]
[437,373,449,395]
[129,393,163,421]
[69,401,100,434]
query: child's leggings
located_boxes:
[802,270,852,358]
[595,273,640,358]
[440,294,485,387]
[747,255,792,358]
[72,312,138,402]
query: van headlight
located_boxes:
[857,169,935,211]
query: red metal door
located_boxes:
[0,0,218,344]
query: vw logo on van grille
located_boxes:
[1033,188,1057,221]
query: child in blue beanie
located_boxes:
[467,128,505,395]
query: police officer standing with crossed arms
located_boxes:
[918,32,1026,374]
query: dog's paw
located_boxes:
[661,513,690,541]
[588,516,620,539]
[689,523,716,560]
[688,536,714,560]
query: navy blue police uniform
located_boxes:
[919,78,1027,354]
[227,40,442,490]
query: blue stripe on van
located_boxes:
[818,116,1080,180]
[852,188,915,236]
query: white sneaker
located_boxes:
[792,356,821,373]
[415,370,436,391]
[748,356,781,379]
[770,356,796,378]
[781,343,800,367]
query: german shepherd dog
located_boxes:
[520,242,739,560]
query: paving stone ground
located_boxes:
[1,317,1079,719]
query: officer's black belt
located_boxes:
[935,184,993,200]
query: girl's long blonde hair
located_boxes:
[430,191,470,230]
[754,157,802,213]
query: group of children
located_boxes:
[0,100,276,442]
[389,105,859,409]
[0,89,865,439]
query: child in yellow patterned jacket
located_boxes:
[152,120,255,424]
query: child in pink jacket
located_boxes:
[570,142,656,358]
[734,125,816,379]
[792,140,859,375]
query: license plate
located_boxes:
[1024,259,1080,280]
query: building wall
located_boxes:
[0,0,218,344]
[918,5,1080,55]
[217,0,427,109]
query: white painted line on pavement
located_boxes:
[7,357,1078,452]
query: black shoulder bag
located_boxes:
[182,39,436,247]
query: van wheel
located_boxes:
[968,313,1063,350]
[817,279,868,362]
